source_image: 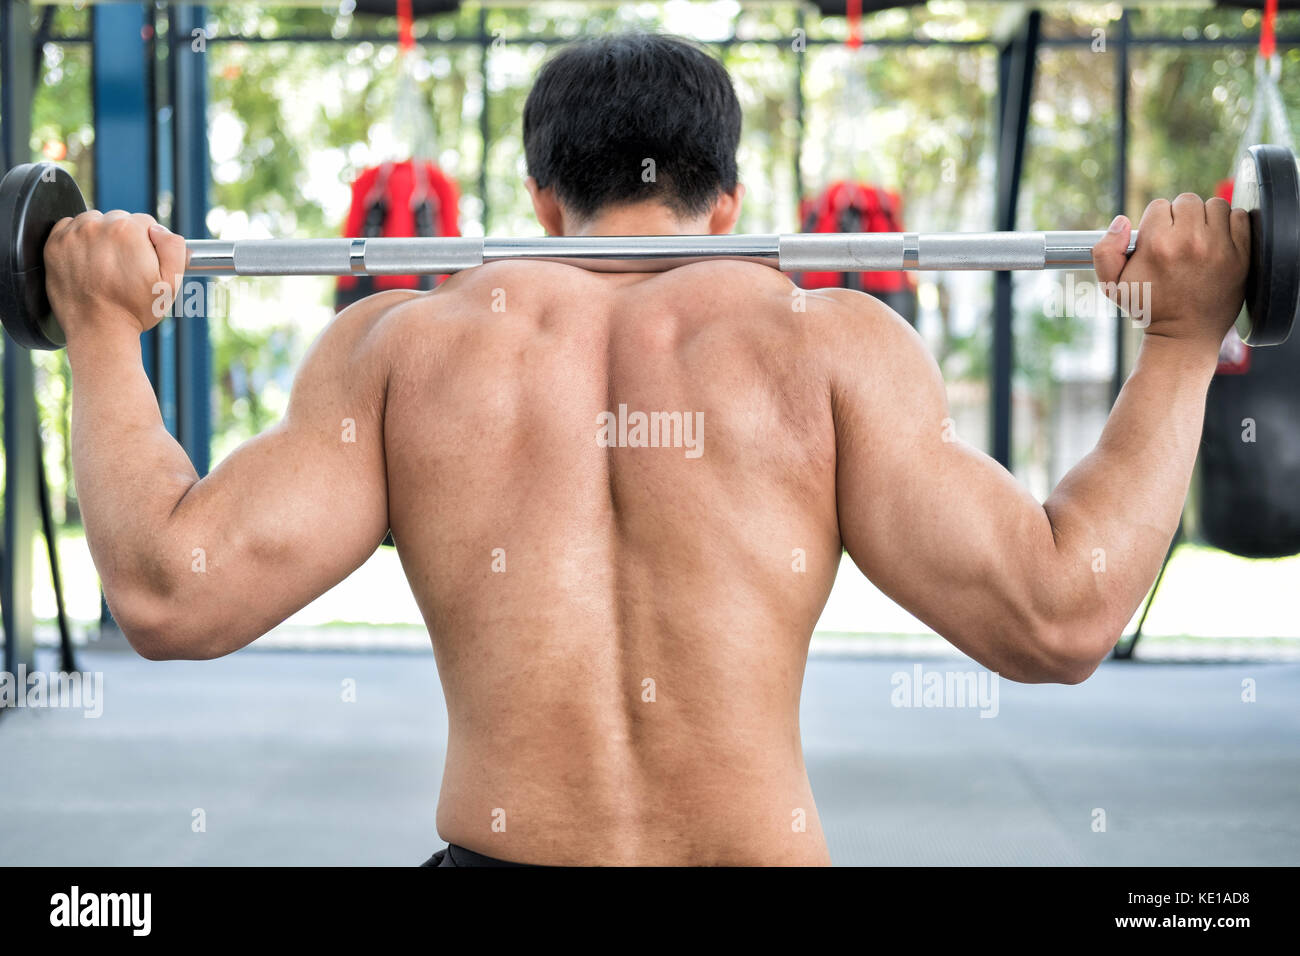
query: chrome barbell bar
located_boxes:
[183,230,1139,277]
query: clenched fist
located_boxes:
[1092,194,1250,353]
[44,210,189,345]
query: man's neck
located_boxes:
[567,205,711,237]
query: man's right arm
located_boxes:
[828,194,1249,683]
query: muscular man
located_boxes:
[46,34,1247,866]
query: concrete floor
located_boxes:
[1,643,1296,865]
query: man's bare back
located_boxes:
[381,260,839,865]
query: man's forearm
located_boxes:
[1042,334,1219,638]
[67,327,200,623]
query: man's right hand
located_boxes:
[1092,194,1251,353]
[45,210,188,348]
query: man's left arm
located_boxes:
[48,210,398,659]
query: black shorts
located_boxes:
[420,844,535,867]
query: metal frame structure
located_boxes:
[91,2,158,634]
[993,10,1042,468]
[1,0,38,684]
[2,3,1296,683]
[171,4,213,479]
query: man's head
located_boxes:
[523,32,744,236]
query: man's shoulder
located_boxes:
[799,285,904,326]
[800,286,922,357]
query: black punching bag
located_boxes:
[1199,327,1300,558]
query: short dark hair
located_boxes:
[523,33,742,221]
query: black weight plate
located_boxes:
[0,162,87,350]
[1233,144,1300,347]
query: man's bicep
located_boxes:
[162,294,402,654]
[829,296,1064,678]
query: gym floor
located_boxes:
[1,639,1295,866]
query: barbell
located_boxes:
[1,144,1297,352]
